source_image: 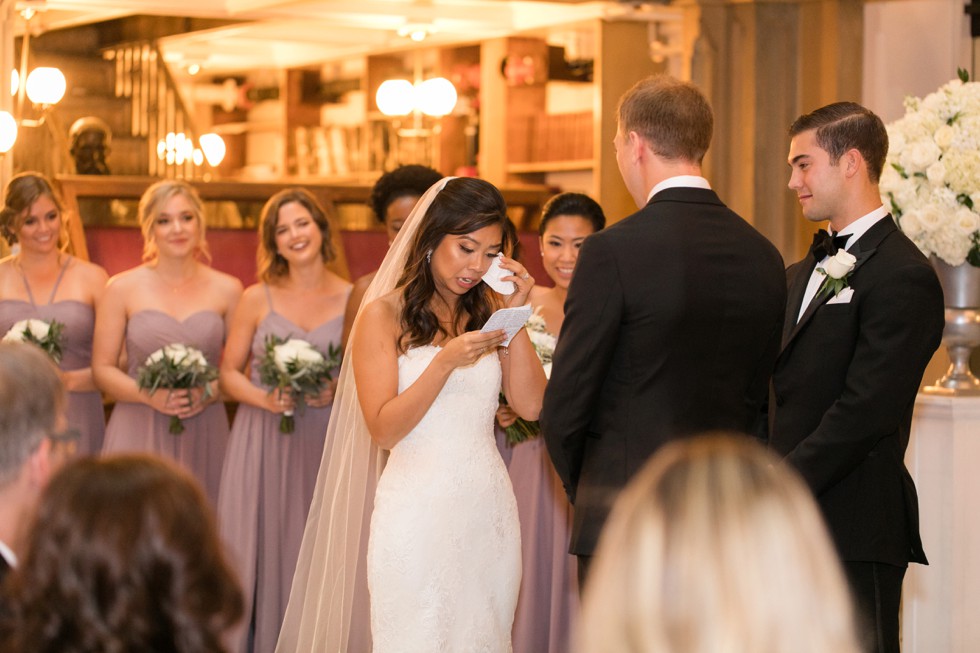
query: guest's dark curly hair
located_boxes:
[538,192,606,236]
[396,177,514,352]
[368,165,443,225]
[1,454,243,653]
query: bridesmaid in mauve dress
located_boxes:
[216,189,350,653]
[92,180,242,504]
[496,193,605,653]
[0,173,108,455]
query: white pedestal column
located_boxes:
[903,394,980,653]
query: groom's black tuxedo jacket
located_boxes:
[542,187,786,556]
[769,216,944,566]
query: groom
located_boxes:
[541,74,786,582]
[770,102,944,653]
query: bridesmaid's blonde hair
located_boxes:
[578,434,861,653]
[137,179,211,263]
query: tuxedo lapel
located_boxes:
[784,259,815,344]
[782,217,895,349]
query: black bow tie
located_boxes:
[809,230,849,260]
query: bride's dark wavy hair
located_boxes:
[397,177,514,352]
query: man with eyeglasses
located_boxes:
[0,342,67,585]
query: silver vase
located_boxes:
[924,256,980,395]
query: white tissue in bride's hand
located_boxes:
[480,304,532,346]
[481,254,515,295]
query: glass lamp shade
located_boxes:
[416,77,457,117]
[25,67,66,105]
[10,69,18,96]
[376,79,414,116]
[0,111,17,153]
[199,133,226,166]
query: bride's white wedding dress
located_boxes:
[368,345,522,652]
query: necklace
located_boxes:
[154,266,198,293]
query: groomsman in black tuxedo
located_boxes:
[0,343,67,589]
[541,74,786,583]
[770,102,944,653]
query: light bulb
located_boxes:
[199,133,226,166]
[25,67,66,106]
[0,111,17,153]
[416,77,457,117]
[376,79,414,116]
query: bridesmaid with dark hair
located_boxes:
[217,188,351,653]
[498,192,605,653]
[0,172,108,455]
[93,179,242,504]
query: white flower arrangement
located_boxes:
[524,310,556,378]
[880,69,980,267]
[257,334,341,433]
[2,318,65,363]
[136,343,218,434]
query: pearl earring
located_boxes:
[426,249,432,264]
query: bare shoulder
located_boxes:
[204,266,244,291]
[203,266,244,299]
[239,282,268,310]
[325,269,354,295]
[105,264,150,295]
[361,291,401,322]
[233,282,269,321]
[529,285,550,304]
[352,271,376,295]
[70,257,110,285]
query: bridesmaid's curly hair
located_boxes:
[0,454,243,653]
[397,177,514,352]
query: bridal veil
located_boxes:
[275,177,455,652]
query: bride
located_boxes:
[277,177,546,652]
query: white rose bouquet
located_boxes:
[501,309,556,445]
[136,343,219,434]
[257,334,342,433]
[2,318,65,363]
[880,69,980,267]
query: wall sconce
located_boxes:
[376,77,458,118]
[0,7,68,153]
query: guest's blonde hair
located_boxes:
[578,433,860,653]
[137,179,210,262]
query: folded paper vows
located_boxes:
[481,254,515,295]
[480,304,532,346]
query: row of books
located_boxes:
[506,111,594,164]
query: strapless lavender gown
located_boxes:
[218,307,342,653]
[508,326,578,653]
[102,309,229,504]
[0,259,105,455]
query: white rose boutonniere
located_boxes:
[816,250,857,298]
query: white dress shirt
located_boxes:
[797,205,890,322]
[0,537,16,569]
[647,175,711,204]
